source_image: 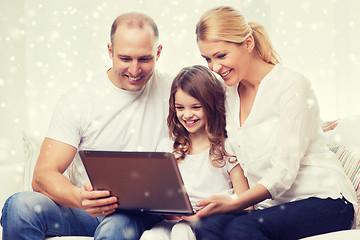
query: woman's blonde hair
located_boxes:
[196,6,280,64]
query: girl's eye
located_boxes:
[175,106,184,110]
[193,106,202,109]
[218,54,226,59]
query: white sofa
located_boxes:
[1,116,360,239]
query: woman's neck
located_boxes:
[242,57,275,90]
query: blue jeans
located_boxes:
[1,191,161,240]
[194,197,354,240]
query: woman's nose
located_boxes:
[212,62,222,73]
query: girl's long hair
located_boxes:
[168,65,234,167]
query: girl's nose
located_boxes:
[183,109,193,118]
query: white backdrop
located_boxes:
[1,0,359,164]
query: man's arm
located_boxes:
[32,138,118,216]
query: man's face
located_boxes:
[108,24,162,92]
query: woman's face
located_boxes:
[197,39,251,87]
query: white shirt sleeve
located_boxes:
[224,140,239,173]
[257,75,320,199]
[46,88,87,148]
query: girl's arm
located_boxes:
[230,164,249,196]
[229,164,254,210]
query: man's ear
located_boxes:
[107,43,113,58]
[156,44,163,61]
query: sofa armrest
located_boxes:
[0,162,25,219]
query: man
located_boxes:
[1,12,173,239]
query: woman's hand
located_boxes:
[182,195,240,221]
[80,182,118,217]
[161,215,182,221]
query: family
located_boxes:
[1,6,357,240]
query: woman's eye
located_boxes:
[193,106,202,109]
[218,54,226,59]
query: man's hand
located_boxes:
[80,182,118,217]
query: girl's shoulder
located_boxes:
[224,138,236,155]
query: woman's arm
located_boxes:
[183,165,270,220]
[186,184,270,219]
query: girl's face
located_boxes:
[174,89,207,136]
[197,39,251,87]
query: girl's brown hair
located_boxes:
[168,65,234,167]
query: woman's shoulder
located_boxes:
[275,64,309,83]
[269,64,311,93]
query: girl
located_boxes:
[140,65,250,240]
[192,6,357,240]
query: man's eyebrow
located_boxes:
[139,55,154,58]
[117,54,131,58]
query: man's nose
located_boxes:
[128,61,141,76]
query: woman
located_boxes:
[191,6,357,240]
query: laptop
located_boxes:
[79,150,195,215]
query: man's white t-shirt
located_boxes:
[46,70,173,186]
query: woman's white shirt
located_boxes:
[225,64,357,211]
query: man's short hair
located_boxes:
[110,12,159,45]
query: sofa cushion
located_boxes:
[300,229,360,240]
[326,116,360,151]
[22,131,43,191]
[328,143,360,228]
[22,131,73,190]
